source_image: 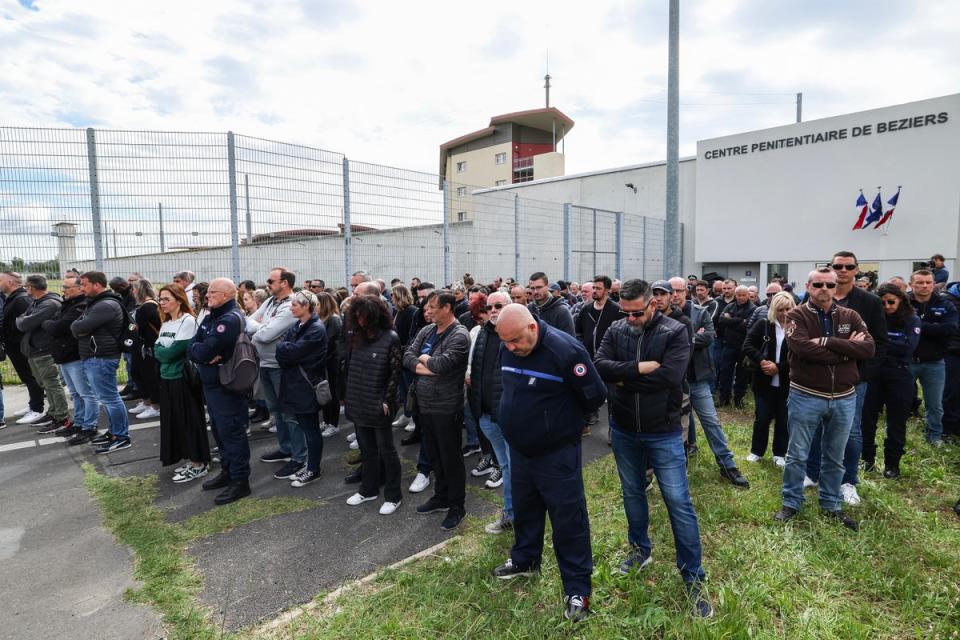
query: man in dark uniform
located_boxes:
[491,304,606,622]
[189,277,251,505]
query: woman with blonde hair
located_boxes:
[154,283,210,483]
[129,278,162,420]
[742,291,796,467]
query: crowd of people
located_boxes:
[0,250,957,622]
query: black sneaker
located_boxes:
[773,506,798,522]
[273,460,305,480]
[440,507,465,530]
[687,583,714,618]
[492,558,539,580]
[260,450,291,463]
[291,468,321,487]
[720,466,750,489]
[53,422,79,437]
[31,413,54,427]
[416,497,450,514]
[95,436,132,454]
[0,419,6,430]
[563,595,590,622]
[461,444,481,458]
[37,418,68,435]
[484,466,504,489]
[954,498,960,518]
[67,430,97,446]
[618,546,652,575]
[883,467,900,480]
[90,432,111,445]
[822,509,859,532]
[470,454,496,477]
[400,433,420,446]
[343,469,362,484]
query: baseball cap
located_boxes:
[651,280,671,293]
[548,283,561,292]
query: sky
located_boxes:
[2,0,958,178]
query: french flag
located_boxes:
[862,191,884,229]
[851,191,869,230]
[875,187,901,230]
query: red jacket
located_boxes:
[785,302,875,399]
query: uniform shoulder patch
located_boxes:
[573,363,588,377]
[914,326,921,334]
[216,324,226,333]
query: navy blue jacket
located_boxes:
[909,292,958,362]
[276,315,328,415]
[188,299,244,387]
[498,319,606,457]
[882,314,921,366]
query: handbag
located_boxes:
[182,358,202,390]
[300,366,332,405]
[742,324,770,372]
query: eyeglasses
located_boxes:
[485,303,505,311]
[766,292,777,298]
[672,289,686,294]
[810,282,837,289]
[882,299,899,306]
[266,279,276,285]
[158,297,175,303]
[620,310,646,318]
[831,264,858,271]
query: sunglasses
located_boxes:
[620,310,646,319]
[831,264,858,271]
[810,282,837,289]
[485,303,505,311]
[266,278,276,285]
[882,299,899,306]
[766,292,776,298]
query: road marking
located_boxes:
[0,421,160,455]
[0,441,36,453]
[38,437,67,446]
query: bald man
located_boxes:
[491,304,606,622]
[189,277,252,505]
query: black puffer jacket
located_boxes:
[344,328,402,427]
[16,292,62,357]
[717,300,755,347]
[468,321,503,419]
[1,288,31,348]
[41,294,86,364]
[71,291,126,359]
[594,312,691,435]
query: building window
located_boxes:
[495,179,507,186]
[456,161,467,172]
[457,211,467,222]
[456,186,467,197]
[494,152,506,165]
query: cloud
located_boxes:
[17,0,38,11]
[482,20,523,59]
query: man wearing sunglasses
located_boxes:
[775,268,874,531]
[804,251,886,507]
[593,279,712,618]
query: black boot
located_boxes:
[954,498,960,518]
[249,407,270,423]
[202,471,231,491]
[720,466,750,489]
[733,397,745,410]
[343,469,362,484]
[215,480,251,505]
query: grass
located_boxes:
[258,407,960,640]
[82,464,317,639]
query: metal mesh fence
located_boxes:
[0,126,669,288]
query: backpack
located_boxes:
[218,310,260,395]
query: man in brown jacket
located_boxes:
[774,268,874,531]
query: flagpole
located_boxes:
[882,185,902,237]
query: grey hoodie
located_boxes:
[247,295,297,368]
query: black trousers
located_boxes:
[356,424,402,503]
[204,385,251,481]
[943,354,960,438]
[321,359,340,427]
[862,365,913,469]
[751,383,789,457]
[419,411,465,509]
[511,442,592,597]
[6,346,44,412]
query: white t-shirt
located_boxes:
[156,315,198,348]
[771,321,785,388]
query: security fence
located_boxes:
[0,126,669,287]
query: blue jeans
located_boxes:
[61,360,99,430]
[83,357,128,438]
[463,402,480,448]
[0,377,4,422]
[610,428,706,584]
[782,390,856,512]
[806,381,867,485]
[911,360,945,443]
[688,380,735,469]
[479,412,512,520]
[260,367,306,463]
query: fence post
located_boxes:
[442,178,450,286]
[85,127,104,271]
[226,131,241,283]
[641,216,648,280]
[615,211,624,281]
[513,194,520,280]
[158,202,166,253]
[342,157,352,288]
[244,173,253,243]
[562,203,572,282]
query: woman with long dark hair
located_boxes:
[861,283,921,479]
[129,278,162,420]
[315,292,344,437]
[154,284,210,483]
[343,295,404,514]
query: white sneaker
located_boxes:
[379,500,401,515]
[268,423,277,433]
[346,432,357,443]
[16,410,44,425]
[13,406,30,418]
[409,472,430,493]
[405,421,416,432]
[391,414,410,428]
[773,456,787,468]
[840,483,861,506]
[129,401,148,414]
[745,453,761,463]
[346,492,377,506]
[803,475,818,490]
[349,439,359,450]
[321,424,340,437]
[137,407,160,419]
